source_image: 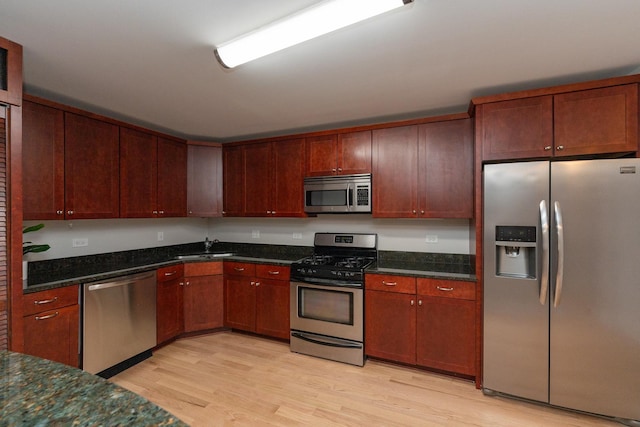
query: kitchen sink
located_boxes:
[174,252,234,261]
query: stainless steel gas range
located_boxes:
[289,233,377,366]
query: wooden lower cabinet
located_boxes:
[183,262,224,333]
[22,285,80,367]
[156,264,184,344]
[365,274,476,377]
[224,262,290,339]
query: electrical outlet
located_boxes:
[292,233,302,240]
[425,235,438,243]
[72,238,88,247]
[157,231,164,241]
[252,230,260,239]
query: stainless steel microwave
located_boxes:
[304,174,371,213]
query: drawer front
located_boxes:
[157,264,184,283]
[417,279,476,300]
[223,261,256,277]
[255,264,290,281]
[23,285,79,316]
[365,274,416,294]
[184,261,223,277]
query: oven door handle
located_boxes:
[291,277,363,288]
[291,332,363,349]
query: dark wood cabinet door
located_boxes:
[64,112,119,218]
[188,144,222,217]
[272,138,305,217]
[22,100,65,220]
[222,146,245,216]
[224,276,256,332]
[338,130,371,175]
[479,96,553,161]
[157,137,187,217]
[416,296,476,376]
[364,290,416,364]
[184,275,224,332]
[305,134,338,176]
[418,119,473,218]
[23,304,79,367]
[244,142,272,216]
[554,84,638,156]
[120,127,157,218]
[255,278,290,340]
[156,276,183,344]
[372,126,419,218]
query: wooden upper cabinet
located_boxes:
[479,96,553,161]
[222,145,245,216]
[272,138,305,217]
[223,139,306,217]
[478,83,639,161]
[372,126,419,217]
[64,112,120,219]
[22,100,65,220]
[157,137,187,217]
[120,128,158,218]
[554,84,638,156]
[187,143,222,217]
[0,36,22,106]
[418,119,473,218]
[306,131,371,176]
[244,142,273,216]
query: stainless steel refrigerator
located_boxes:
[483,159,640,424]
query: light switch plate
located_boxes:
[72,238,89,247]
[425,235,438,243]
[252,230,260,239]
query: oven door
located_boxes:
[290,281,363,343]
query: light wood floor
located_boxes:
[111,332,618,426]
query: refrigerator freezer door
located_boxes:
[550,159,640,421]
[483,161,550,403]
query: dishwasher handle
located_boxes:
[86,272,155,291]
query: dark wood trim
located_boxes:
[0,37,23,106]
[473,108,484,389]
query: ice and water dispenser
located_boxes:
[495,226,537,279]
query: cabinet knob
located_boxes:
[420,210,425,215]
[332,168,337,172]
[57,210,64,215]
[189,210,193,214]
[267,210,272,214]
[337,167,343,172]
[410,300,415,306]
[412,209,417,214]
[159,210,165,214]
[67,210,74,215]
[418,300,422,306]
[179,282,184,286]
[255,282,261,287]
[271,211,276,215]
[185,281,190,286]
[153,210,158,214]
[250,281,255,286]
[544,145,552,151]
[556,145,565,151]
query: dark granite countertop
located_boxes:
[0,350,187,426]
[24,242,476,293]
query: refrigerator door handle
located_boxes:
[554,201,565,307]
[539,200,550,305]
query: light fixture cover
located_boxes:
[215,0,412,68]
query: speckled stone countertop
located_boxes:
[367,250,477,281]
[0,350,187,426]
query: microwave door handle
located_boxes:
[346,183,352,211]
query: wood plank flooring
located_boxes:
[111,332,618,426]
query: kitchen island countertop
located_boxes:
[0,350,187,426]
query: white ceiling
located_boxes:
[2,0,640,142]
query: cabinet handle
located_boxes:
[544,145,552,151]
[271,211,276,215]
[382,281,397,286]
[234,267,245,272]
[34,297,58,305]
[164,271,177,277]
[268,271,280,275]
[436,286,454,292]
[35,311,59,320]
[556,145,564,151]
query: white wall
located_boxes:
[209,216,471,254]
[24,215,471,262]
[23,218,209,261]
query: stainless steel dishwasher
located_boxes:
[82,271,156,376]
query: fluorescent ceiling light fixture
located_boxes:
[215,0,413,69]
